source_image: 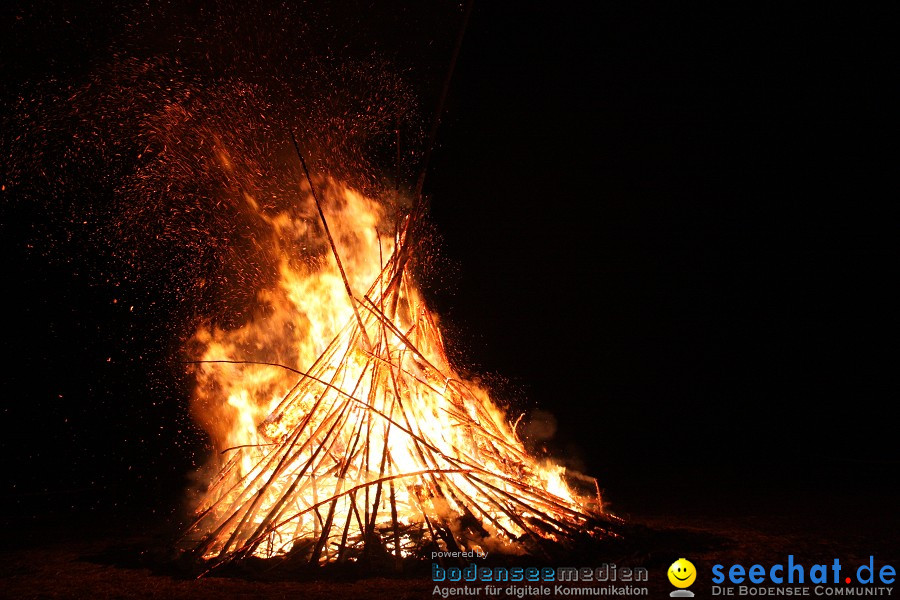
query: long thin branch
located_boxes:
[289,130,372,350]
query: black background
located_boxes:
[1,1,896,529]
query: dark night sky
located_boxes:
[430,3,896,494]
[1,2,896,524]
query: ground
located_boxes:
[3,486,897,599]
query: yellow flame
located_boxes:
[186,172,601,563]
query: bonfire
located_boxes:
[179,4,618,569]
[179,140,619,569]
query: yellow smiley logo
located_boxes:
[668,558,697,588]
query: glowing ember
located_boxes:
[182,164,615,567]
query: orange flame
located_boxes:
[184,147,608,565]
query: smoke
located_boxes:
[522,409,558,443]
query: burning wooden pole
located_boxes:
[181,187,621,570]
[179,0,619,572]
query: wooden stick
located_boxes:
[289,130,372,351]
